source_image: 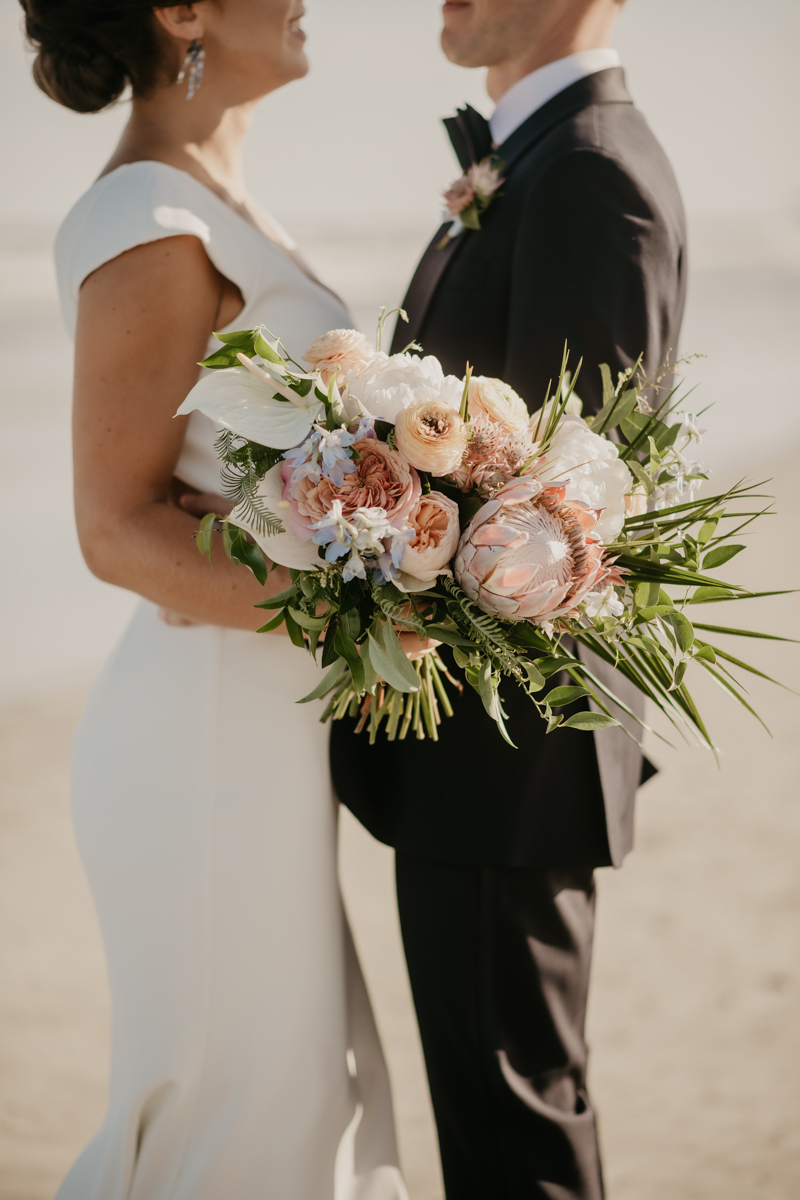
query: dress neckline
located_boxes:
[93,159,339,302]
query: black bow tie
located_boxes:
[443,104,494,172]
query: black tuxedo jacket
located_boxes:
[330,69,686,869]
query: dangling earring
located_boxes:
[176,39,204,100]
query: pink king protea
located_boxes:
[454,478,608,622]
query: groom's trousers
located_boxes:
[395,855,603,1200]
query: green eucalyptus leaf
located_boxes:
[697,518,719,545]
[689,586,735,603]
[703,543,746,570]
[544,685,591,707]
[627,459,655,496]
[592,384,638,436]
[196,511,217,562]
[334,627,366,694]
[297,656,349,703]
[340,607,362,641]
[535,656,577,678]
[636,581,660,608]
[562,712,620,731]
[654,421,680,452]
[620,411,655,443]
[637,604,676,621]
[256,609,287,633]
[287,607,328,631]
[212,328,259,350]
[452,646,471,669]
[367,621,420,693]
[425,625,478,649]
[253,331,288,365]
[283,609,306,649]
[522,660,546,691]
[663,611,695,653]
[255,585,298,610]
[321,617,340,668]
[225,525,268,585]
[360,638,380,695]
[198,347,241,370]
[672,660,689,688]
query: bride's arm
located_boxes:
[73,234,289,631]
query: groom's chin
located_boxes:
[441,2,486,69]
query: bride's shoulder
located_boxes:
[57,162,213,262]
[55,161,216,334]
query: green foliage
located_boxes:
[213,429,284,537]
[199,325,290,370]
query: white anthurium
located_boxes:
[237,353,319,397]
[175,364,324,450]
[228,462,323,570]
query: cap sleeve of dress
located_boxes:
[54,161,257,338]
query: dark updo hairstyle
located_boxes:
[20,0,171,114]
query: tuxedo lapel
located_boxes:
[497,67,632,172]
[393,69,633,354]
[391,222,467,352]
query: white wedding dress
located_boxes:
[54,161,407,1200]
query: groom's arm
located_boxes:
[503,148,683,416]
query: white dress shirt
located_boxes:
[489,48,621,147]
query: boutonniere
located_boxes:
[438,156,505,249]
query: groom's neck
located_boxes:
[487,19,618,102]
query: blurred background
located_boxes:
[1,0,799,1197]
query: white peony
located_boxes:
[345,351,464,424]
[535,414,632,543]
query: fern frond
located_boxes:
[369,580,427,635]
[213,430,285,536]
[441,578,527,681]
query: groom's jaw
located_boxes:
[441,0,623,99]
[441,1,497,70]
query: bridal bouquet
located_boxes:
[177,316,784,748]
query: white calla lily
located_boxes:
[176,365,324,449]
[228,462,323,571]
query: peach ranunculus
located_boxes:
[468,376,529,431]
[303,329,375,383]
[399,491,460,583]
[284,438,421,541]
[394,398,469,475]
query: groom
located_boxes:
[333,0,686,1196]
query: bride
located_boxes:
[21,1,407,1197]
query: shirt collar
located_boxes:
[489,48,621,148]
